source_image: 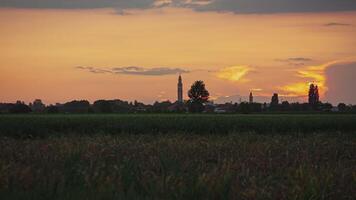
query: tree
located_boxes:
[320,102,333,112]
[308,84,315,105]
[188,80,209,113]
[93,100,113,113]
[352,105,356,113]
[281,101,290,111]
[238,102,250,114]
[338,103,349,112]
[314,86,320,103]
[31,99,45,112]
[46,105,59,114]
[9,102,32,114]
[152,101,173,113]
[61,100,90,113]
[308,84,320,107]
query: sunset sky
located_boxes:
[1,0,356,105]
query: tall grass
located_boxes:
[0,133,355,199]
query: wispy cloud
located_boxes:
[276,57,313,67]
[279,61,342,97]
[324,22,352,26]
[76,66,112,74]
[77,66,189,76]
[216,66,251,82]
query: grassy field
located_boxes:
[0,114,355,199]
[0,114,356,137]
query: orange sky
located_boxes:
[0,7,356,104]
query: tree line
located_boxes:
[0,81,355,114]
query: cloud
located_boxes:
[278,60,350,98]
[285,58,313,62]
[279,62,330,96]
[77,66,189,76]
[279,82,310,97]
[1,0,356,14]
[276,57,313,67]
[279,59,356,104]
[76,66,112,74]
[324,22,352,26]
[192,0,356,14]
[0,0,156,9]
[216,66,251,82]
[325,61,356,104]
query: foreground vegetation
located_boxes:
[0,133,355,199]
[0,114,356,138]
[0,114,355,199]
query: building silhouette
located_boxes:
[177,74,183,103]
[249,92,253,104]
[271,93,279,106]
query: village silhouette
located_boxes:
[0,74,355,114]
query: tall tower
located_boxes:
[249,92,253,104]
[177,74,183,103]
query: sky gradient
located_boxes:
[1,0,356,105]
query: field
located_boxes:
[0,114,355,199]
[1,114,356,137]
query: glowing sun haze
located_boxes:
[0,0,356,104]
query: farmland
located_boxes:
[0,114,355,199]
[0,114,356,137]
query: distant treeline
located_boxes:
[0,99,355,114]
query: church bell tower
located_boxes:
[178,74,183,103]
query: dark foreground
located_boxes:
[0,115,355,199]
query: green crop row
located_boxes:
[0,114,355,138]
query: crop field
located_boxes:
[0,114,355,199]
[1,114,356,137]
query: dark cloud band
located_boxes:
[324,22,352,26]
[1,0,356,13]
[0,0,155,9]
[276,57,313,67]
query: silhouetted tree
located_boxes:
[281,101,290,111]
[308,84,320,108]
[61,100,90,113]
[338,103,349,112]
[0,103,14,113]
[152,101,173,113]
[30,99,45,112]
[262,102,268,111]
[93,100,113,113]
[46,105,59,114]
[9,102,31,114]
[309,84,315,105]
[320,102,333,112]
[92,99,135,113]
[352,105,356,113]
[238,102,250,114]
[250,103,262,113]
[315,86,320,103]
[188,80,209,113]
